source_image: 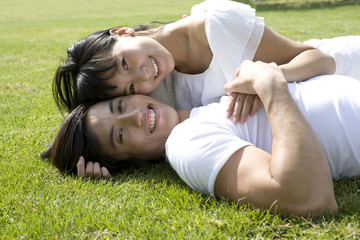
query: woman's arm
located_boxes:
[227,26,336,123]
[254,26,336,82]
[219,61,338,216]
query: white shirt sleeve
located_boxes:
[166,102,252,195]
[304,35,360,80]
[200,0,264,105]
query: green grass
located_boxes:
[1,0,360,238]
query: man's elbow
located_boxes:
[293,193,338,217]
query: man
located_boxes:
[50,61,360,216]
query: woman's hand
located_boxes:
[226,93,261,124]
[76,156,112,179]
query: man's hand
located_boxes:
[76,156,112,179]
[224,61,285,123]
[224,61,285,97]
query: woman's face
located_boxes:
[106,35,175,96]
[87,95,180,162]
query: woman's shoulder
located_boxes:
[177,14,212,74]
[187,14,208,48]
[191,0,255,17]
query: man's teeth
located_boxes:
[150,109,156,132]
[151,57,158,77]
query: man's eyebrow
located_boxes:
[109,125,115,149]
[108,99,116,149]
[109,99,114,114]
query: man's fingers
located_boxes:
[101,167,112,179]
[93,162,102,179]
[235,60,252,78]
[235,65,241,78]
[85,161,94,178]
[77,157,111,180]
[224,81,234,95]
[77,156,86,177]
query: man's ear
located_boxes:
[109,27,135,37]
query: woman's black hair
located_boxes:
[53,22,169,114]
[41,103,133,175]
[53,29,118,114]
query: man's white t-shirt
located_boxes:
[166,75,360,196]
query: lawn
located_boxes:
[1,0,360,238]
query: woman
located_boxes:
[53,0,337,124]
[43,61,360,216]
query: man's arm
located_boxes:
[217,61,338,216]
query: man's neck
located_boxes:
[176,110,191,123]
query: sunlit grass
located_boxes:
[1,0,359,238]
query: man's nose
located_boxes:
[116,109,143,127]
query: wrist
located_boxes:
[262,84,289,107]
[279,65,290,82]
[256,67,287,99]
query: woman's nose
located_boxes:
[134,65,148,83]
[131,66,156,94]
[137,81,154,95]
[116,109,143,127]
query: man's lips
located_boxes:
[148,105,159,133]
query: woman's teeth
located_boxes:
[151,57,158,77]
[150,109,156,132]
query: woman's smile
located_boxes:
[107,36,174,96]
[150,56,159,77]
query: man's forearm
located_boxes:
[257,67,337,216]
[223,61,337,215]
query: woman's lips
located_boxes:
[150,56,161,78]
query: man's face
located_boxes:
[87,95,180,162]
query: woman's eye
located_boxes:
[119,128,123,143]
[122,58,128,70]
[118,100,122,113]
[130,84,135,94]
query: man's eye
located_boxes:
[130,84,135,94]
[119,128,123,143]
[122,58,128,70]
[118,100,122,113]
